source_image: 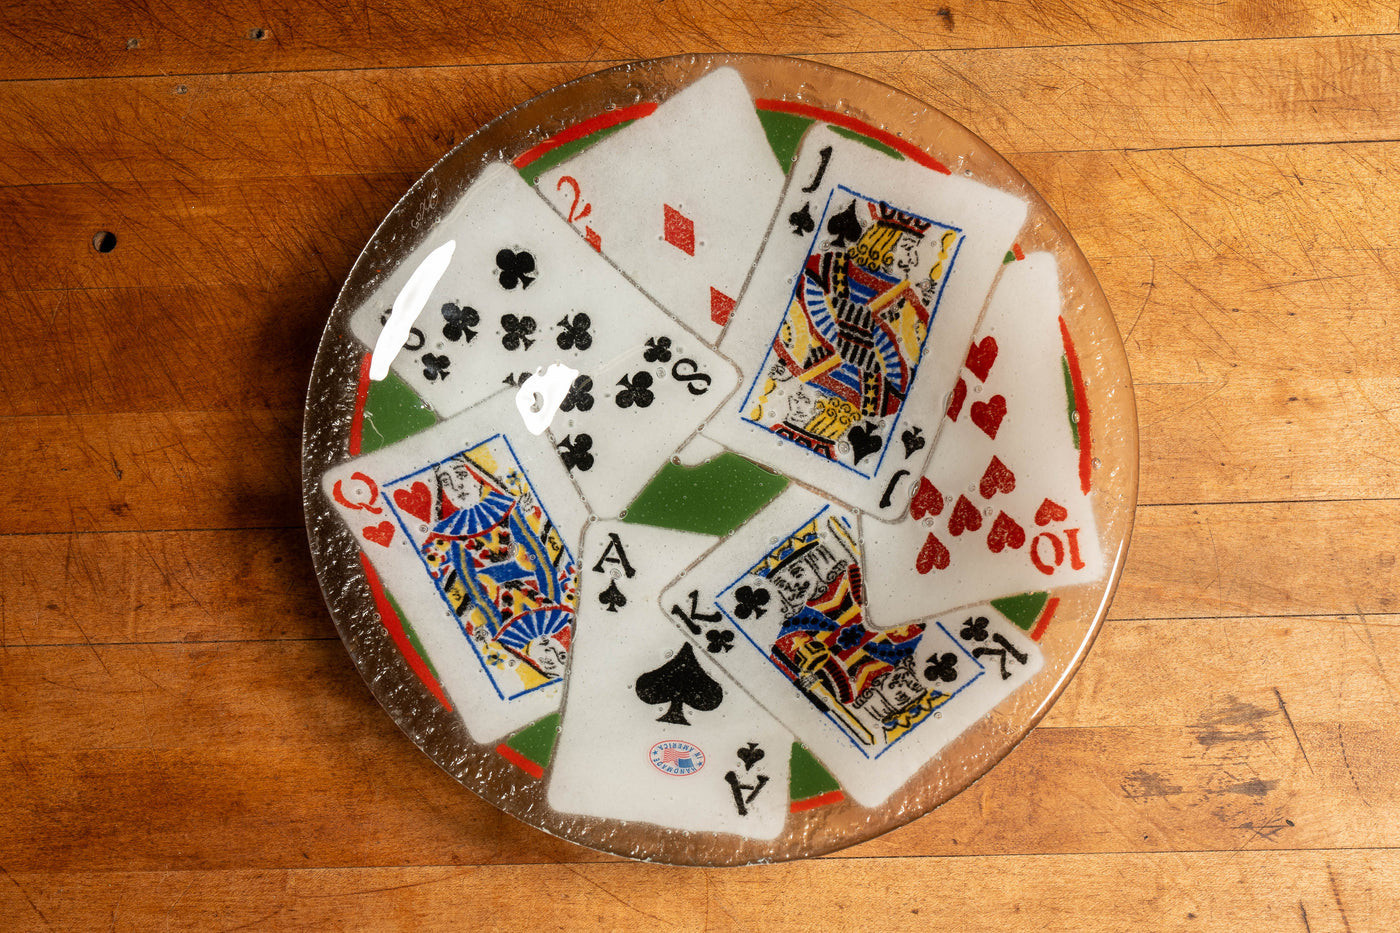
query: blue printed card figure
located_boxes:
[739,188,962,480]
[712,505,982,757]
[383,436,579,700]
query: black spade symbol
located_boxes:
[635,643,723,725]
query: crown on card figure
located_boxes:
[877,202,933,237]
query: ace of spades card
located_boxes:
[347,161,737,441]
[532,67,785,345]
[662,485,1042,807]
[703,125,1029,522]
[860,252,1106,630]
[548,522,792,837]
[321,390,589,743]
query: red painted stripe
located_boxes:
[512,101,659,169]
[789,789,845,813]
[359,552,454,712]
[1012,242,1025,261]
[349,352,372,456]
[1030,596,1060,642]
[1059,316,1093,494]
[755,99,951,175]
[496,743,546,779]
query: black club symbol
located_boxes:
[560,375,594,412]
[705,630,735,654]
[733,585,770,620]
[440,301,479,343]
[960,616,990,642]
[556,314,593,351]
[615,372,655,409]
[643,336,673,363]
[421,353,451,381]
[924,652,959,684]
[500,314,536,351]
[556,434,594,472]
[495,248,537,289]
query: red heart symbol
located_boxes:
[1036,498,1069,526]
[916,533,951,573]
[979,456,1016,499]
[965,336,998,382]
[948,495,983,537]
[393,481,433,523]
[362,521,395,547]
[946,377,967,422]
[910,477,944,520]
[986,511,1026,553]
[970,395,1007,440]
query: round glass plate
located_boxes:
[302,53,1137,866]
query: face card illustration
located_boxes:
[542,326,740,517]
[547,522,792,837]
[703,125,1029,521]
[661,485,1041,807]
[860,253,1106,630]
[321,390,589,743]
[348,161,728,423]
[532,67,785,345]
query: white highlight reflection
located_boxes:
[369,239,456,381]
[515,362,580,435]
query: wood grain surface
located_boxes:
[4,2,1398,930]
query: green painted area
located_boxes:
[385,588,442,682]
[361,370,437,454]
[788,742,842,801]
[505,712,561,767]
[757,109,814,173]
[622,452,788,536]
[991,592,1051,632]
[1061,355,1081,450]
[519,122,634,183]
[826,124,903,161]
[1003,250,1017,264]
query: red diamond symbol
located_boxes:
[663,204,695,256]
[710,287,735,326]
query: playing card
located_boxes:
[321,390,589,743]
[702,125,1029,521]
[532,67,785,345]
[539,325,740,518]
[860,252,1106,630]
[547,522,792,837]
[348,161,731,427]
[661,485,1042,807]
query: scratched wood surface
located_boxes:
[3,2,1398,930]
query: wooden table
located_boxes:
[4,3,1397,929]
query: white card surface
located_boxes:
[532,67,785,345]
[348,162,727,427]
[548,522,792,837]
[660,485,1042,807]
[860,253,1106,629]
[542,326,740,518]
[321,390,589,743]
[703,125,1029,521]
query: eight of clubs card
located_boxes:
[321,390,588,743]
[662,485,1042,807]
[349,161,734,437]
[705,125,1029,521]
[549,522,792,837]
[533,67,785,345]
[861,252,1106,629]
